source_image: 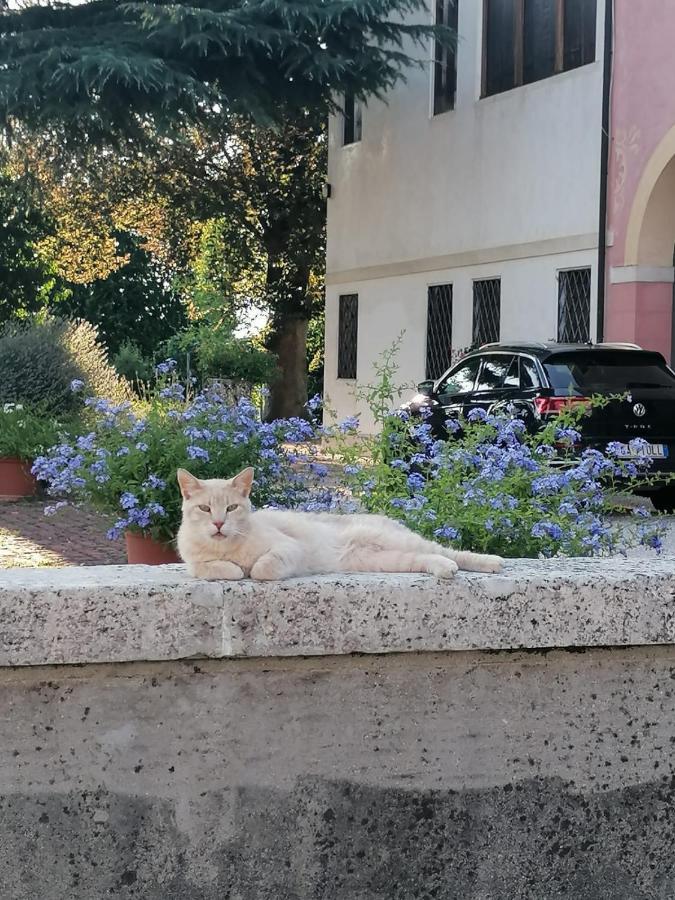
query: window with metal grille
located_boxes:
[472,278,501,346]
[433,0,458,115]
[483,0,596,97]
[557,268,591,343]
[337,294,358,379]
[426,284,453,380]
[343,92,362,145]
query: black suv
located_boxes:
[402,342,675,510]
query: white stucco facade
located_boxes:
[324,0,606,429]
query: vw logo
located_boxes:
[633,402,647,418]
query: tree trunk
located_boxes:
[265,316,309,420]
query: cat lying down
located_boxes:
[176,467,503,581]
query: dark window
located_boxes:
[475,354,515,391]
[520,357,541,388]
[483,0,596,97]
[426,284,453,380]
[557,268,591,343]
[545,352,675,395]
[434,0,459,115]
[563,0,596,69]
[343,92,362,145]
[484,0,515,96]
[523,0,557,84]
[503,356,521,388]
[438,356,481,395]
[337,294,358,379]
[473,278,501,346]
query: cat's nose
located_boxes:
[213,520,224,531]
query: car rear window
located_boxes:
[544,352,675,395]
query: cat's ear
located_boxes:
[232,466,254,498]
[177,468,202,499]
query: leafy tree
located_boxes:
[0,0,453,414]
[61,232,187,358]
[0,0,444,142]
[0,167,65,324]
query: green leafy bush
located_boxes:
[113,341,154,392]
[161,321,277,388]
[0,316,129,414]
[0,403,66,461]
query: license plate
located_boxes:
[615,443,668,459]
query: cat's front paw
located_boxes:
[477,555,504,574]
[426,557,459,579]
[190,560,245,581]
[250,552,287,581]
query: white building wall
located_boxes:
[325,249,598,431]
[324,0,606,427]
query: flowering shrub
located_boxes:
[0,404,66,462]
[34,351,666,558]
[328,350,666,558]
[33,361,333,542]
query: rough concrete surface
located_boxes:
[3,647,675,899]
[2,556,675,665]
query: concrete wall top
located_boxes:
[1,556,674,667]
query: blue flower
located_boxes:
[434,525,459,541]
[143,474,166,490]
[407,472,425,491]
[116,446,130,457]
[531,521,564,540]
[187,446,209,461]
[344,464,362,476]
[76,432,97,452]
[339,416,360,434]
[467,408,488,423]
[135,442,149,452]
[155,358,178,376]
[159,383,185,401]
[120,492,139,510]
[70,379,85,393]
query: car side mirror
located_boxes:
[416,380,435,396]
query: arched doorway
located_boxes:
[610,131,675,362]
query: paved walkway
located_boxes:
[0,499,127,568]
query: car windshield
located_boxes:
[544,352,675,395]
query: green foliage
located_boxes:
[60,233,187,357]
[306,308,325,401]
[162,319,278,387]
[0,0,452,145]
[0,168,67,324]
[0,403,65,461]
[0,316,129,414]
[113,342,155,391]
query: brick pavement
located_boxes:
[0,498,127,568]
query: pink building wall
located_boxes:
[605,0,675,360]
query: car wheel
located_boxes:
[650,486,675,513]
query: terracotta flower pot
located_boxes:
[125,532,180,565]
[0,457,38,500]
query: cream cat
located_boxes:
[176,466,503,581]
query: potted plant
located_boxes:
[0,404,62,500]
[33,362,327,564]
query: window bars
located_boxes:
[473,278,501,346]
[426,284,453,380]
[337,294,358,379]
[557,268,591,343]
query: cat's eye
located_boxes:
[198,504,211,513]
[226,503,239,512]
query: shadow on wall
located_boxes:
[2,775,674,899]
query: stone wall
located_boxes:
[2,560,675,898]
